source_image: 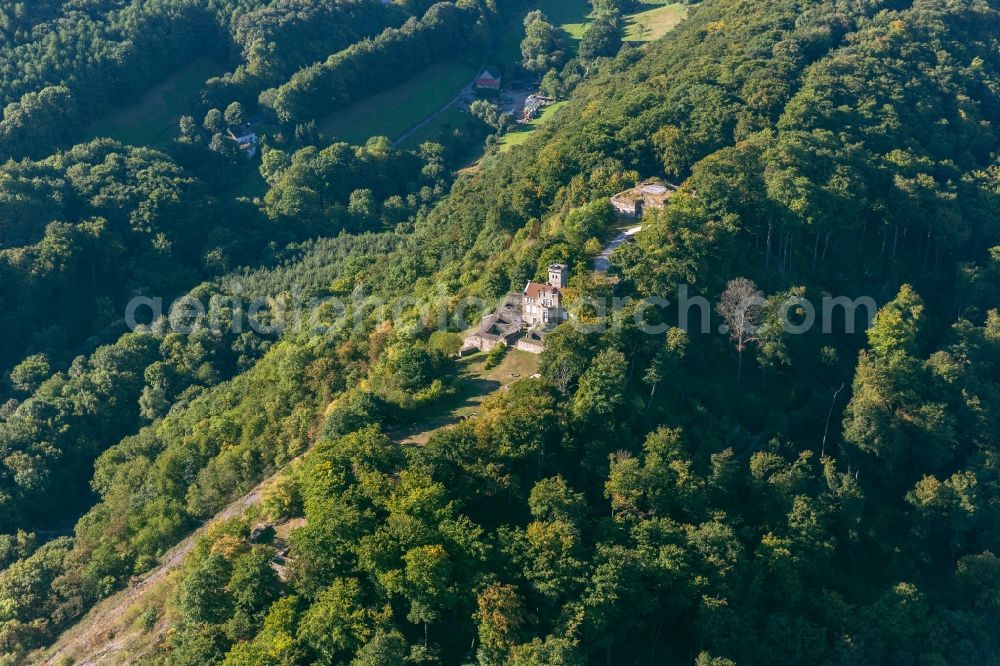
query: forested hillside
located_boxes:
[1,0,1000,664]
[0,0,229,158]
[0,0,515,385]
[0,0,459,159]
[269,1,498,124]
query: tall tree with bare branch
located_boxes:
[717,277,765,382]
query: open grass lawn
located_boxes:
[398,106,467,150]
[538,0,593,42]
[393,349,541,446]
[223,168,268,201]
[496,0,685,70]
[87,58,225,148]
[399,105,488,167]
[318,61,476,145]
[499,101,567,151]
[496,0,592,66]
[624,2,688,42]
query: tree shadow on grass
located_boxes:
[389,372,502,445]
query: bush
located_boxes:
[261,473,303,521]
[322,390,384,438]
[428,331,464,357]
[484,343,507,370]
[136,606,158,632]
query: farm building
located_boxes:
[610,180,677,218]
[475,67,502,91]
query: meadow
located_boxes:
[87,58,225,147]
[624,2,688,42]
[499,101,568,151]
[318,61,477,145]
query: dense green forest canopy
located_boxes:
[0,0,231,158]
[0,0,458,159]
[0,134,454,539]
[267,0,500,125]
[1,0,1000,664]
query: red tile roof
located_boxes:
[524,282,559,299]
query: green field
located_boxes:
[496,0,685,69]
[499,101,567,151]
[624,3,688,42]
[319,62,477,145]
[539,0,593,41]
[88,58,225,148]
[399,106,468,150]
[392,350,542,446]
[496,0,592,66]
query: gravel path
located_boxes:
[41,473,279,665]
[594,224,642,272]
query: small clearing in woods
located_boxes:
[392,349,542,446]
[496,0,592,64]
[499,100,568,151]
[87,58,225,148]
[624,3,688,42]
[319,61,477,145]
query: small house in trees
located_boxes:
[461,264,569,354]
[475,67,502,91]
[228,123,259,158]
[610,180,677,218]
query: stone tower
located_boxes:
[548,263,568,289]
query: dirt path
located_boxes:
[391,69,481,149]
[594,224,642,272]
[40,473,278,665]
[39,347,533,663]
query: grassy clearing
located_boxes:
[398,106,468,150]
[624,2,687,42]
[539,0,593,42]
[399,105,488,168]
[499,101,567,151]
[497,0,685,67]
[497,0,593,65]
[87,58,225,148]
[38,566,182,665]
[393,349,541,446]
[318,61,476,145]
[223,169,268,201]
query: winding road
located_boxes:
[391,27,507,150]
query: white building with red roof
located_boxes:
[461,264,569,355]
[522,263,568,327]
